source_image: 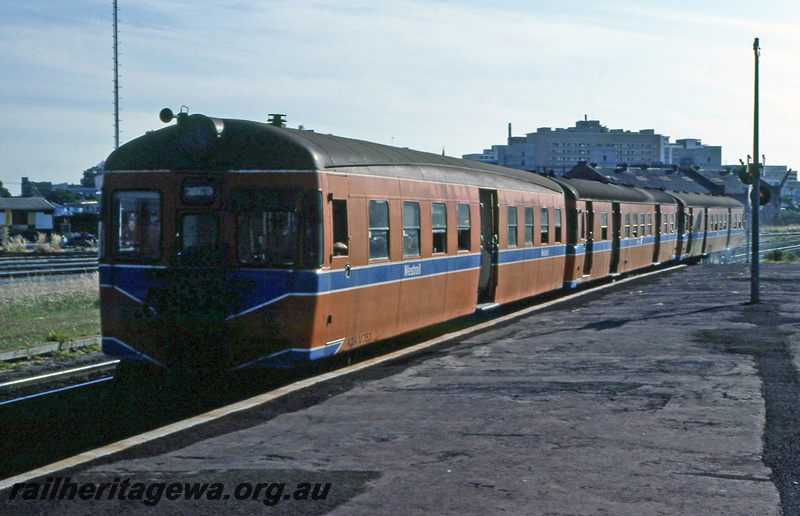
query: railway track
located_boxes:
[0,252,98,278]
[0,361,118,405]
[731,232,800,263]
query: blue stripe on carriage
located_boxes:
[101,246,567,317]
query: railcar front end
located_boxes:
[99,168,329,370]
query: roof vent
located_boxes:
[268,114,286,127]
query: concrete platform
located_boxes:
[7,263,800,515]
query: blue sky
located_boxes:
[1,1,798,195]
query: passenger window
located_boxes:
[432,203,447,254]
[540,208,549,244]
[670,213,675,232]
[601,212,608,240]
[112,191,161,260]
[369,200,390,260]
[647,213,653,235]
[524,207,534,246]
[507,206,518,248]
[625,213,631,238]
[554,209,562,243]
[403,201,420,258]
[457,204,471,251]
[332,199,348,256]
[632,213,638,237]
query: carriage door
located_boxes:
[610,203,621,274]
[700,209,709,254]
[478,189,499,305]
[584,202,594,276]
[653,206,662,263]
[326,176,351,347]
[725,209,732,248]
[684,209,693,255]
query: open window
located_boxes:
[540,208,549,244]
[457,204,470,251]
[432,203,447,254]
[554,209,562,243]
[332,199,348,257]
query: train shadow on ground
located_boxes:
[0,264,684,481]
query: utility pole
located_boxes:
[113,0,120,149]
[750,38,760,303]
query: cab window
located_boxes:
[182,214,217,252]
[232,187,300,266]
[112,191,161,260]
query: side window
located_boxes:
[403,201,420,258]
[601,212,608,240]
[332,199,348,256]
[670,213,675,233]
[457,204,471,251]
[432,203,447,254]
[632,213,638,237]
[369,200,389,261]
[524,207,534,246]
[647,213,652,236]
[625,213,631,238]
[507,206,518,248]
[540,208,549,244]
[554,209,562,243]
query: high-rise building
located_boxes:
[669,139,722,168]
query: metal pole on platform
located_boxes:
[750,38,760,304]
[113,0,120,150]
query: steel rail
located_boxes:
[0,360,118,390]
[0,377,114,407]
[0,255,98,278]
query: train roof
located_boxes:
[105,114,564,195]
[551,177,673,205]
[667,190,744,209]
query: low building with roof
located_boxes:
[0,197,56,241]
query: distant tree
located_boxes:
[81,163,104,188]
[42,189,81,205]
[0,180,10,197]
